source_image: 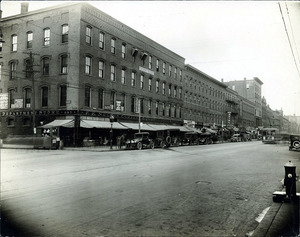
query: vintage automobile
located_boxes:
[231,134,242,142]
[125,132,154,150]
[289,134,300,151]
[152,129,181,148]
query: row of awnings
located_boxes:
[40,119,216,133]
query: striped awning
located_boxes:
[80,120,128,129]
[41,119,75,128]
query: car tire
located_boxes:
[150,142,154,149]
[137,142,142,150]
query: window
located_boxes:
[98,89,104,109]
[99,32,105,49]
[162,82,166,95]
[155,101,159,115]
[156,59,159,72]
[86,26,92,45]
[61,24,69,43]
[84,86,91,107]
[11,35,17,51]
[174,86,177,97]
[119,94,125,111]
[24,88,31,108]
[60,54,68,74]
[41,87,48,107]
[85,56,92,75]
[168,84,171,96]
[43,28,50,46]
[98,60,104,78]
[110,65,116,81]
[149,55,152,69]
[59,85,67,107]
[131,72,136,87]
[148,78,152,91]
[156,80,159,93]
[122,43,126,58]
[23,117,31,126]
[140,98,144,114]
[110,91,115,110]
[9,89,15,108]
[0,64,2,81]
[232,85,235,90]
[121,69,126,84]
[25,59,32,78]
[148,100,152,115]
[162,103,165,116]
[174,67,177,79]
[140,75,144,89]
[162,62,166,74]
[111,38,116,54]
[179,70,182,81]
[9,61,17,80]
[7,117,14,126]
[26,31,33,49]
[42,57,50,76]
[131,96,135,113]
[169,65,172,77]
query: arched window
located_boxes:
[26,31,33,49]
[43,28,50,46]
[11,34,17,51]
[86,26,92,45]
[61,24,69,43]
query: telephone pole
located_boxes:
[23,51,39,135]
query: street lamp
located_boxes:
[109,114,114,149]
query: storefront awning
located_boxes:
[80,120,128,129]
[184,127,202,133]
[167,125,191,132]
[41,119,75,128]
[119,122,157,131]
[146,124,171,131]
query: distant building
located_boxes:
[224,77,263,127]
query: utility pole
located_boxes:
[23,51,39,135]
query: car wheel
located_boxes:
[150,142,154,149]
[137,142,142,150]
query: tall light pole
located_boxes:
[109,114,114,149]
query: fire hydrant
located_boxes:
[273,161,299,202]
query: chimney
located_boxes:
[221,78,224,83]
[21,3,29,14]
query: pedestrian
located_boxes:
[117,136,121,149]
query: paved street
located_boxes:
[1,141,299,236]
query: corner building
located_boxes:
[0,3,186,144]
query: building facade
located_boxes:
[224,77,263,127]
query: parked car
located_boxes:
[231,134,242,142]
[289,134,300,151]
[153,129,181,148]
[125,132,154,150]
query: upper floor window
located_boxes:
[11,35,17,51]
[140,75,144,89]
[174,67,177,79]
[26,31,33,49]
[131,72,136,87]
[98,60,104,78]
[110,65,116,81]
[162,62,166,74]
[85,56,92,75]
[98,89,104,109]
[121,69,126,84]
[168,65,172,77]
[122,43,126,58]
[148,100,152,115]
[111,38,116,54]
[179,70,182,81]
[99,32,105,49]
[9,61,17,80]
[24,88,31,108]
[60,54,68,74]
[174,86,177,97]
[156,80,159,93]
[148,78,152,91]
[43,28,50,46]
[59,85,67,107]
[86,26,92,45]
[149,55,152,69]
[131,96,135,113]
[84,86,91,107]
[61,24,69,43]
[162,82,166,95]
[156,59,159,72]
[42,57,50,76]
[168,84,172,96]
[41,86,48,107]
[110,91,115,110]
[25,59,32,78]
[155,101,159,115]
[9,89,15,108]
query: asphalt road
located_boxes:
[1,141,299,236]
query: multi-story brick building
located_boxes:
[224,77,263,127]
[0,2,187,145]
[0,2,265,145]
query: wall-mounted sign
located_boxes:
[0,93,8,109]
[11,99,23,109]
[139,66,154,76]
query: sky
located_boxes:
[2,1,300,116]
